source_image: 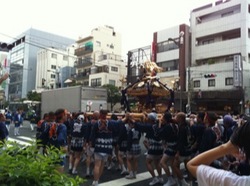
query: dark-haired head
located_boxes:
[204,112,219,127]
[48,111,55,122]
[55,108,67,123]
[111,113,118,120]
[163,111,173,123]
[99,109,108,120]
[175,112,186,126]
[43,113,49,120]
[230,120,250,160]
[197,112,205,123]
[92,110,100,120]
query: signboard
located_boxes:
[233,55,243,87]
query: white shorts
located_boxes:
[87,147,95,156]
[94,152,109,161]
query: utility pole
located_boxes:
[168,31,185,112]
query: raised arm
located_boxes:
[0,73,9,85]
[187,141,239,178]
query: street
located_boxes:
[7,120,191,186]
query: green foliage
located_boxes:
[26,91,41,102]
[102,84,121,111]
[0,141,84,186]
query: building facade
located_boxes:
[35,46,76,91]
[190,0,250,114]
[152,24,191,112]
[147,0,250,114]
[8,28,75,101]
[74,25,126,88]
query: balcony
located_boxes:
[193,13,241,38]
[74,58,93,68]
[194,38,241,60]
[74,72,90,80]
[74,47,93,56]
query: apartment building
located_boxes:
[8,28,75,101]
[148,0,250,114]
[35,46,76,91]
[74,25,126,87]
[190,0,250,114]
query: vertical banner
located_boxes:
[233,55,243,87]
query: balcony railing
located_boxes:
[75,72,90,80]
[74,58,93,68]
[74,47,93,56]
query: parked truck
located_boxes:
[41,86,107,117]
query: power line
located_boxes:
[0,32,76,57]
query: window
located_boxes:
[225,77,233,85]
[83,81,89,86]
[51,65,56,69]
[157,40,178,53]
[109,80,115,86]
[96,41,101,47]
[63,55,68,61]
[91,78,101,87]
[193,80,200,88]
[208,79,215,87]
[51,74,56,79]
[202,39,214,45]
[51,53,57,59]
[225,56,233,62]
[158,60,178,71]
[111,66,118,72]
[221,11,233,17]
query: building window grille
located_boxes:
[225,77,233,86]
[208,79,215,87]
[193,80,200,88]
[51,65,56,69]
[91,78,101,87]
[109,80,115,86]
[51,53,57,59]
[111,66,118,72]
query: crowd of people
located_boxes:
[33,107,250,186]
[0,107,38,135]
[0,103,250,186]
[0,107,27,141]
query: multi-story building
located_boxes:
[8,28,75,101]
[35,46,76,91]
[74,25,126,87]
[148,0,250,114]
[126,45,152,84]
[190,0,250,114]
[152,24,191,112]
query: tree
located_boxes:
[26,91,41,102]
[102,84,121,112]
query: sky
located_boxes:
[0,0,215,58]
